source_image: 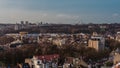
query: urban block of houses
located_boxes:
[25,54,59,68]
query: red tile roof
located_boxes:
[35,54,59,61]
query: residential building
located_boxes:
[52,38,66,46]
[19,32,28,40]
[88,36,105,51]
[116,32,120,42]
[25,54,59,68]
[113,48,120,64]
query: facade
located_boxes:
[113,48,120,64]
[114,53,120,65]
[88,36,105,51]
[116,32,120,42]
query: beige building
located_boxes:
[114,53,120,64]
[116,32,120,42]
[88,36,105,51]
[52,38,66,46]
[19,32,28,40]
[113,48,120,64]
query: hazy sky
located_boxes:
[0,0,120,24]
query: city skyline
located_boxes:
[0,0,120,24]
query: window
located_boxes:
[37,61,40,64]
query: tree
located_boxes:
[0,36,15,45]
[106,39,120,51]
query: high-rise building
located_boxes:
[88,36,105,51]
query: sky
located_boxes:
[0,0,120,24]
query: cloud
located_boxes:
[56,14,79,19]
[112,13,119,17]
[0,9,81,24]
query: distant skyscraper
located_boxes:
[25,21,29,25]
[21,21,24,25]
